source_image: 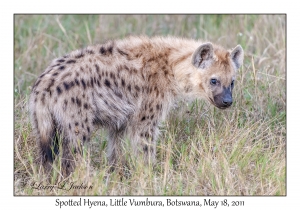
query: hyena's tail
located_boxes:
[29,97,59,168]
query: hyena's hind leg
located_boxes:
[30,106,60,176]
[57,102,96,177]
[60,138,81,177]
[60,122,93,177]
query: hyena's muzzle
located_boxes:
[213,86,233,109]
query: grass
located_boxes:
[14,14,286,195]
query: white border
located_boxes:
[3,0,298,209]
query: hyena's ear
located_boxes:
[230,45,244,69]
[192,43,214,69]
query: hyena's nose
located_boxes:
[222,96,232,106]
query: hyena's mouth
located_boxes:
[209,97,232,109]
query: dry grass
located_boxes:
[14,14,286,195]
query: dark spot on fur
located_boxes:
[156,104,160,110]
[121,79,125,87]
[39,73,46,79]
[86,49,95,54]
[100,47,106,55]
[76,97,82,107]
[41,92,46,105]
[104,79,111,88]
[51,63,60,68]
[63,99,68,111]
[148,57,155,62]
[132,68,138,74]
[33,80,41,89]
[114,80,118,88]
[75,78,80,86]
[135,53,142,58]
[57,59,65,63]
[114,91,122,99]
[108,45,113,54]
[84,103,88,109]
[81,79,86,89]
[90,77,94,87]
[135,85,140,92]
[56,86,62,95]
[61,72,71,80]
[66,59,76,64]
[59,65,65,70]
[127,85,131,92]
[85,117,88,123]
[83,135,86,141]
[75,52,84,59]
[63,82,70,91]
[69,81,75,88]
[117,49,129,57]
[141,116,146,121]
[71,97,75,103]
[87,127,90,133]
[110,72,115,79]
[75,122,79,126]
[95,64,100,73]
[69,124,71,130]
[52,72,59,77]
[150,115,154,120]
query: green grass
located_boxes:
[14,14,286,195]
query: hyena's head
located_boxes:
[191,42,244,109]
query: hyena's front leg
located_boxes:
[128,119,160,166]
[107,128,126,171]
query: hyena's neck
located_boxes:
[165,38,204,101]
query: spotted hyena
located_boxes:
[29,36,243,176]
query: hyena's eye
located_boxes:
[210,78,217,85]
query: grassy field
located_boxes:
[14,15,286,195]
